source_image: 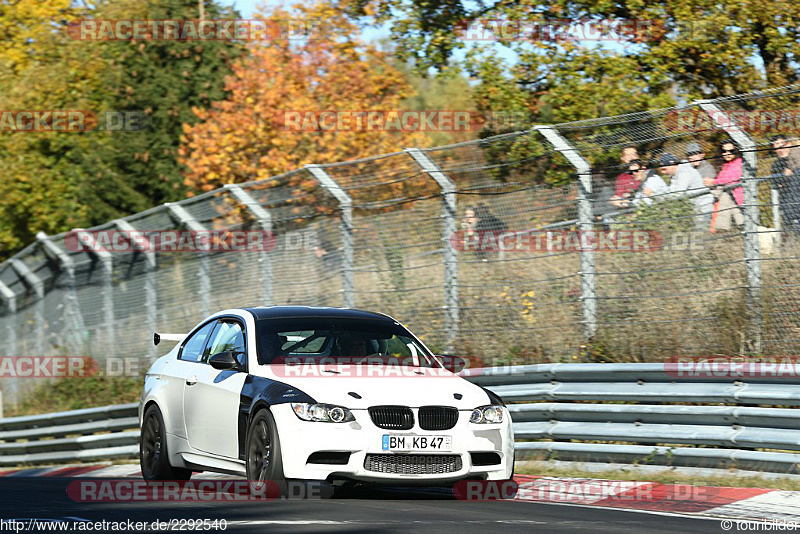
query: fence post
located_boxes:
[771,188,782,246]
[36,232,83,355]
[405,148,459,354]
[224,184,273,306]
[0,281,17,407]
[78,232,116,359]
[306,165,354,308]
[696,100,762,353]
[535,126,598,339]
[9,259,45,357]
[112,219,157,361]
[166,203,211,318]
[0,280,17,357]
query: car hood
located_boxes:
[258,365,491,410]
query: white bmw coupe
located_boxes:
[139,306,514,487]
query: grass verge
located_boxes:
[4,374,143,417]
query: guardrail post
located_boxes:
[696,100,762,353]
[306,165,354,308]
[9,259,45,357]
[405,148,459,353]
[36,232,84,356]
[224,184,273,306]
[166,203,210,318]
[112,219,158,361]
[535,126,597,339]
[78,232,116,359]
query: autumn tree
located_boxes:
[0,0,243,259]
[179,1,425,193]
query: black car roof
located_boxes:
[244,306,396,322]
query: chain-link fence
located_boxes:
[3,84,800,404]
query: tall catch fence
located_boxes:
[3,85,800,404]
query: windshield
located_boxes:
[254,318,436,367]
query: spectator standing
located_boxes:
[705,140,744,232]
[475,203,507,234]
[685,142,716,180]
[661,153,714,229]
[461,204,508,262]
[771,135,800,232]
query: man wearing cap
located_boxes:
[661,153,714,229]
[685,142,716,181]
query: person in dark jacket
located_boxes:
[461,204,508,262]
[771,135,800,233]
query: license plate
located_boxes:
[382,435,452,452]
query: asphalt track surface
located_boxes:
[0,478,725,533]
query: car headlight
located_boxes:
[470,405,504,424]
[291,403,355,423]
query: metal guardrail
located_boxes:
[1,364,798,473]
[0,403,139,466]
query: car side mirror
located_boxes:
[209,351,243,371]
[438,354,467,374]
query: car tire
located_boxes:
[140,404,192,481]
[246,409,287,494]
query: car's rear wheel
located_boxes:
[246,410,287,493]
[140,405,192,481]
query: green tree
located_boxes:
[98,0,245,206]
[345,0,800,121]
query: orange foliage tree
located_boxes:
[179,1,426,195]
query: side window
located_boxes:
[179,322,215,363]
[202,320,246,365]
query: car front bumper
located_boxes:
[271,403,514,483]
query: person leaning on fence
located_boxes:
[704,140,744,232]
[771,135,800,233]
[632,159,668,206]
[685,142,717,181]
[660,152,715,229]
[610,147,641,208]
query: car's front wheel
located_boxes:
[140,404,192,481]
[246,409,287,493]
